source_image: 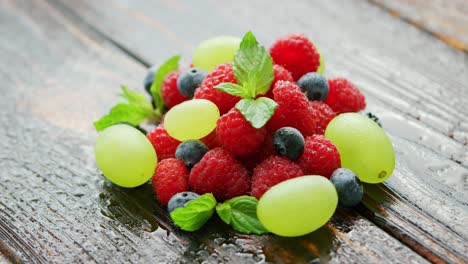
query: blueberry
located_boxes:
[297,72,329,101]
[175,140,208,168]
[330,168,364,207]
[177,68,207,98]
[273,127,305,161]
[360,111,382,127]
[143,64,158,95]
[167,192,200,213]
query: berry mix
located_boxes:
[94,32,395,237]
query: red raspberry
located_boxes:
[147,125,181,160]
[269,34,320,81]
[199,130,220,150]
[264,65,294,98]
[266,81,316,136]
[309,101,336,135]
[239,131,275,171]
[325,78,366,114]
[217,109,267,157]
[194,63,242,114]
[161,70,189,108]
[189,148,250,200]
[152,158,189,205]
[251,156,304,199]
[296,135,341,178]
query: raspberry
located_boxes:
[189,148,250,200]
[309,101,336,135]
[199,129,220,149]
[152,158,189,205]
[161,70,189,108]
[265,65,294,98]
[147,125,181,160]
[296,135,341,178]
[217,109,267,156]
[251,156,304,199]
[266,81,316,136]
[269,34,320,81]
[325,78,366,114]
[239,131,275,171]
[194,63,242,114]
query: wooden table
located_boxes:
[1,0,467,263]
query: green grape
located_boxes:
[192,36,241,71]
[324,113,395,183]
[164,99,219,141]
[257,176,338,237]
[95,124,157,188]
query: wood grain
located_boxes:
[0,0,433,263]
[50,0,468,262]
[370,0,468,51]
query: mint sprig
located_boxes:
[150,55,180,114]
[215,31,277,128]
[94,85,157,131]
[170,193,217,231]
[235,98,277,128]
[232,31,274,96]
[216,196,268,235]
[94,55,180,132]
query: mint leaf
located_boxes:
[94,86,155,131]
[170,193,217,231]
[150,55,180,113]
[233,31,274,96]
[235,97,278,128]
[94,104,149,131]
[215,83,251,98]
[216,196,268,235]
[120,85,153,113]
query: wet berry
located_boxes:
[330,168,364,207]
[297,72,329,101]
[273,127,305,161]
[175,140,209,168]
[177,68,207,98]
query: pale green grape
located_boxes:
[325,113,395,183]
[164,99,219,141]
[257,176,338,237]
[95,124,157,188]
[192,36,241,71]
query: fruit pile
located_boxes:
[94,32,395,237]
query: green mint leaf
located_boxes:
[235,97,278,129]
[94,86,155,131]
[170,193,217,231]
[215,83,251,98]
[233,31,274,97]
[216,196,268,235]
[120,85,153,113]
[150,55,180,113]
[94,103,149,131]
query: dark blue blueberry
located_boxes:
[143,64,158,95]
[297,72,329,101]
[175,140,209,168]
[177,68,207,98]
[273,127,305,161]
[360,111,382,127]
[167,192,200,213]
[330,168,364,207]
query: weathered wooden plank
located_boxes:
[49,0,468,262]
[0,0,430,263]
[370,0,468,51]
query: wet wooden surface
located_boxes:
[0,0,467,263]
[371,0,468,51]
